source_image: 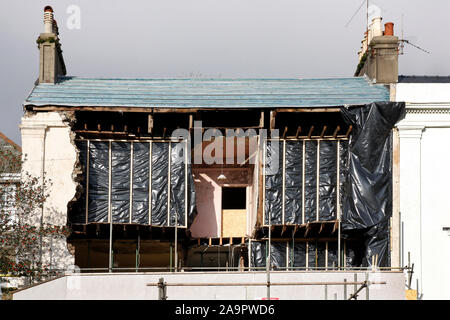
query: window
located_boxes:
[222,187,246,209]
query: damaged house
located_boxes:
[16,8,407,299]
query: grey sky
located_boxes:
[1,0,449,145]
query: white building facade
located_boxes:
[395,77,450,299]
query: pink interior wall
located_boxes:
[189,168,252,238]
[189,172,221,238]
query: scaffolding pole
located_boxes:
[175,220,178,272]
[337,140,341,269]
[266,140,271,300]
[108,140,113,272]
[85,140,90,224]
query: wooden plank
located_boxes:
[275,108,341,113]
[262,140,266,226]
[295,126,302,138]
[282,127,288,139]
[320,126,327,138]
[31,105,344,114]
[332,220,338,234]
[282,140,286,224]
[316,140,320,221]
[149,142,153,225]
[307,126,314,139]
[336,140,340,221]
[184,140,188,228]
[148,114,153,134]
[222,209,247,237]
[129,141,134,223]
[259,111,265,128]
[189,114,193,130]
[304,223,311,237]
[345,125,353,138]
[269,111,277,130]
[85,140,90,224]
[319,223,324,234]
[167,142,171,226]
[302,140,306,224]
[333,126,340,138]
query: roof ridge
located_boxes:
[0,131,21,152]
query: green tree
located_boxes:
[0,147,70,283]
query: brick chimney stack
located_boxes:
[38,6,66,84]
[354,18,399,84]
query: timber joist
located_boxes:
[254,221,339,239]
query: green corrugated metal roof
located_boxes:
[24,76,390,108]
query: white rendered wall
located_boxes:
[19,111,76,270]
[13,271,406,300]
[396,83,450,299]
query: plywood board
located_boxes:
[222,209,247,237]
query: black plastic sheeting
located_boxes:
[151,142,169,226]
[344,240,364,268]
[340,102,405,229]
[284,142,303,224]
[250,241,332,269]
[307,241,326,269]
[88,141,109,223]
[72,140,197,227]
[304,140,317,223]
[339,140,349,216]
[362,218,390,267]
[319,141,337,221]
[132,142,150,224]
[250,241,287,269]
[327,241,338,269]
[186,165,197,226]
[289,242,306,268]
[170,142,186,227]
[264,140,283,225]
[340,101,406,267]
[271,242,287,269]
[265,140,339,224]
[71,140,88,223]
[111,142,131,223]
[250,241,267,268]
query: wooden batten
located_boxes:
[269,111,277,130]
[307,126,314,139]
[345,125,353,138]
[333,126,340,138]
[320,126,327,138]
[295,126,302,138]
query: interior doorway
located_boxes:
[221,187,247,237]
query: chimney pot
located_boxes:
[384,22,394,36]
[43,7,54,34]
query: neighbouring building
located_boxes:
[394,76,450,300]
[355,15,450,300]
[0,131,21,220]
[13,7,409,300]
